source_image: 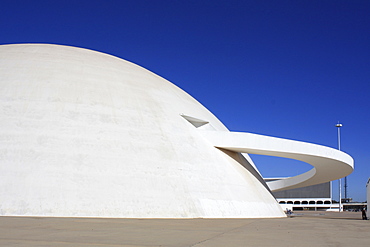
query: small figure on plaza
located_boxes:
[361,207,367,220]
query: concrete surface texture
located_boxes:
[0,212,369,246]
[200,130,353,191]
[0,44,283,218]
[0,44,353,218]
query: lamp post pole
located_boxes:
[336,123,342,212]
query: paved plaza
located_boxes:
[0,211,369,246]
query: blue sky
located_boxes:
[1,0,369,201]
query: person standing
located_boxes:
[361,207,367,220]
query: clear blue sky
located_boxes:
[1,0,369,201]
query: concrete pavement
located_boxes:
[0,211,369,246]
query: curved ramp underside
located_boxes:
[199,130,354,192]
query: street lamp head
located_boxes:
[336,123,343,128]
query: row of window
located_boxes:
[279,200,331,205]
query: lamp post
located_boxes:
[336,123,342,212]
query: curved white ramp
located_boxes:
[199,130,354,192]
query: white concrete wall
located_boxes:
[0,44,285,218]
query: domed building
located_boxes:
[0,44,353,218]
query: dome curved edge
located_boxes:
[0,44,285,218]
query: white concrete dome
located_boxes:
[0,44,285,218]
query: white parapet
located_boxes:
[199,130,354,192]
